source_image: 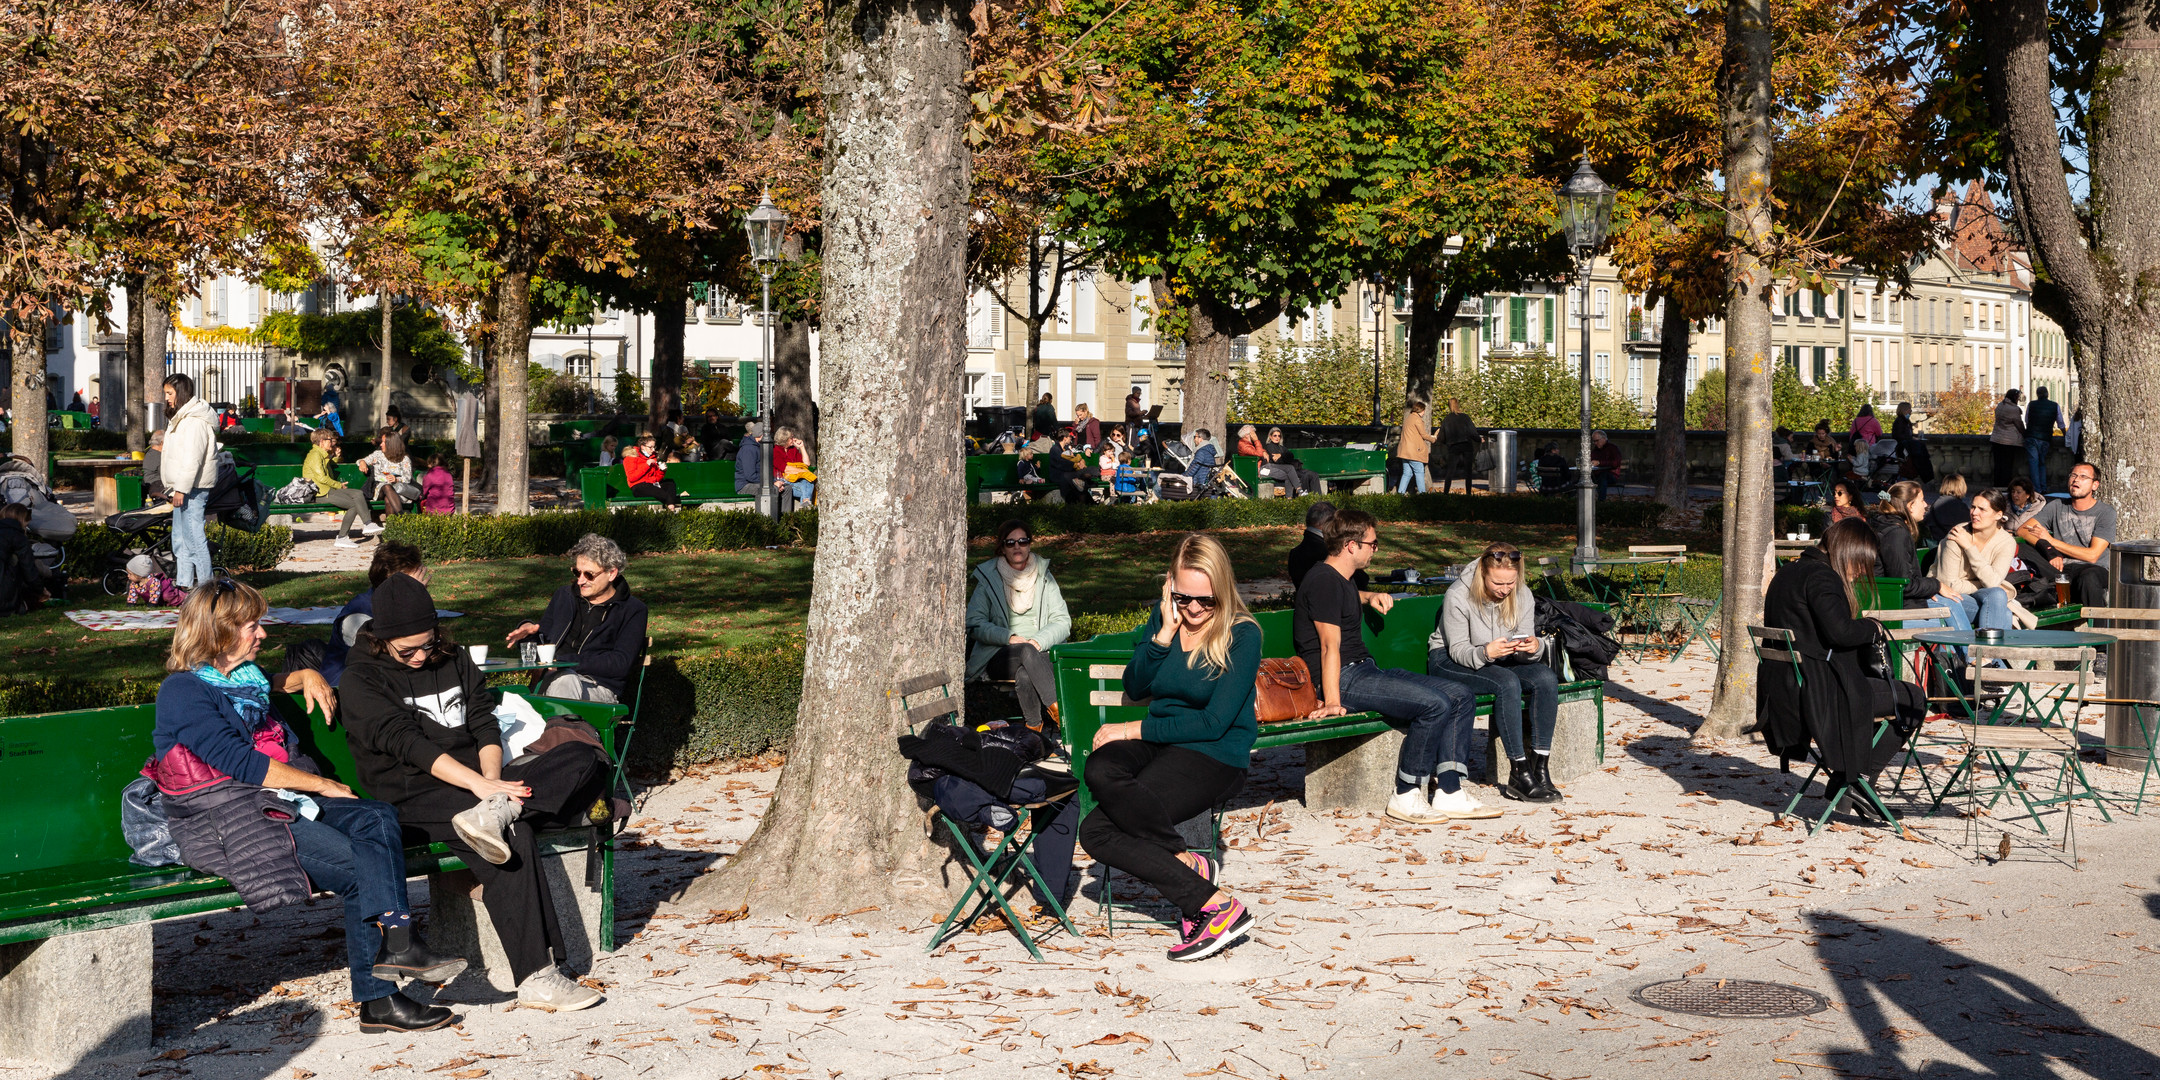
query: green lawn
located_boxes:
[3,520,1711,684]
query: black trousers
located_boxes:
[1437,443,1477,494]
[1991,443,2022,486]
[631,479,681,508]
[2060,560,2109,607]
[1079,741,1243,920]
[985,643,1057,729]
[400,745,607,983]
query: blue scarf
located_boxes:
[194,661,271,728]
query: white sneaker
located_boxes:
[1384,789,1448,824]
[361,523,385,535]
[452,793,519,865]
[333,538,361,549]
[516,967,603,1012]
[1429,788,1502,820]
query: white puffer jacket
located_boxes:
[162,398,221,494]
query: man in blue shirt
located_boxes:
[1185,429,1220,484]
[735,422,764,496]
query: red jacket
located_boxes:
[773,445,805,478]
[624,449,667,487]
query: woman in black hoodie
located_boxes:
[340,575,610,1013]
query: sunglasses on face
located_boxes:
[388,633,442,661]
[573,567,611,582]
[1171,592,1219,610]
[1001,537,1033,549]
[1484,551,1524,563]
[1352,537,1381,551]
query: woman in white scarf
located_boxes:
[965,520,1073,729]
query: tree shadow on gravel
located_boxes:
[1804,915,2160,1078]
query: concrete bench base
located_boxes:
[0,921,152,1063]
[1302,696,1604,811]
[427,839,607,992]
[1488,696,1604,788]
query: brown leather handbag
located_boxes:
[1253,656,1320,723]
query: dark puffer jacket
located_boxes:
[147,668,316,911]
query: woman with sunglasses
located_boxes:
[1081,534,1260,961]
[965,520,1071,730]
[340,575,609,1013]
[149,579,466,1033]
[1429,544,1563,803]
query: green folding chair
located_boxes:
[2081,607,2160,814]
[1749,626,1904,835]
[1928,645,2111,840]
[897,671,1079,961]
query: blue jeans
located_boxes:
[172,488,212,588]
[1430,653,1560,758]
[1337,660,1477,785]
[2025,438,2050,491]
[1396,460,1428,494]
[290,798,411,1004]
[1939,586,2012,632]
[786,479,815,501]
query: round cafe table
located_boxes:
[1911,628,2115,720]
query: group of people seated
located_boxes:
[141,535,649,1029]
[596,420,816,511]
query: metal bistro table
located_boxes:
[1577,555,1679,658]
[1911,628,2115,721]
[476,657,579,681]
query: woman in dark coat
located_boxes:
[1756,519,1925,794]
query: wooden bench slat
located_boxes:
[1087,664,1125,679]
[895,672,950,697]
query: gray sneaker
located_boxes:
[517,967,603,1012]
[452,793,519,865]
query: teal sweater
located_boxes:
[1124,611,1262,769]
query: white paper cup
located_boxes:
[469,645,489,665]
[536,643,558,664]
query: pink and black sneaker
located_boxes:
[1168,897,1251,962]
[1178,852,1221,938]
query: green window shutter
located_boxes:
[1481,297,1493,342]
[1509,297,1527,343]
[1543,298,1556,344]
[739,360,760,414]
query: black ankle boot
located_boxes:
[372,925,470,985]
[359,991,456,1034]
[1525,755,1562,803]
[1501,759,1538,802]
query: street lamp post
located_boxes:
[1555,160,1615,567]
[1370,274,1387,427]
[744,190,790,521]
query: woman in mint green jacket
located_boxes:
[965,519,1071,730]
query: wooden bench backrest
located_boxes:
[2081,606,2160,642]
[0,692,623,882]
[1863,606,1941,640]
[1627,545,1686,561]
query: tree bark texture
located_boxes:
[1653,301,1692,516]
[1699,0,1777,741]
[124,277,149,453]
[1405,269,1470,405]
[493,271,532,514]
[650,284,686,436]
[10,316,47,469]
[1978,0,2160,536]
[382,295,394,434]
[1182,295,1277,438]
[676,0,972,919]
[144,290,169,433]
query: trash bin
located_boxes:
[1488,430,1518,495]
[2104,540,2160,768]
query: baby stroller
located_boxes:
[0,455,76,601]
[99,507,221,596]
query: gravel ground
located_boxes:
[15,649,2160,1080]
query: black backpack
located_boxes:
[205,453,267,533]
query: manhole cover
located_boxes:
[1630,978,1828,1019]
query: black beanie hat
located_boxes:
[370,574,438,640]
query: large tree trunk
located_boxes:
[1699,0,1777,741]
[1404,266,1467,406]
[677,0,972,918]
[494,271,532,514]
[773,232,817,458]
[1182,295,1277,439]
[650,283,686,436]
[1977,0,2160,536]
[10,314,48,469]
[1653,300,1692,518]
[124,276,149,453]
[144,288,169,433]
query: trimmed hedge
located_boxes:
[1701,502,1827,537]
[0,676,163,716]
[382,506,817,561]
[59,521,295,580]
[970,490,1665,539]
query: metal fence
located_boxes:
[167,348,269,407]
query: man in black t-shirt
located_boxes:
[1287,501,1391,603]
[1293,509,1493,824]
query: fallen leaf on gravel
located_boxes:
[787,1004,844,1015]
[649,968,681,978]
[909,977,948,989]
[1084,1032,1151,1046]
[367,1064,408,1073]
[1685,963,1707,977]
[291,1071,315,1080]
[1059,1061,1114,1077]
[705,905,750,924]
[1197,1006,1219,1015]
[449,1071,487,1079]
[154,1050,188,1061]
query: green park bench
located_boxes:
[578,461,755,510]
[237,417,277,433]
[561,438,605,476]
[1050,593,1606,818]
[250,462,389,519]
[0,691,627,1064]
[1231,447,1387,498]
[50,411,94,430]
[967,452,1116,504]
[227,443,313,468]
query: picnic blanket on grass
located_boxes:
[66,606,461,631]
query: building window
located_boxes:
[1594,288,1611,330]
[1509,296,1528,343]
[1626,356,1643,403]
[1595,352,1611,386]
